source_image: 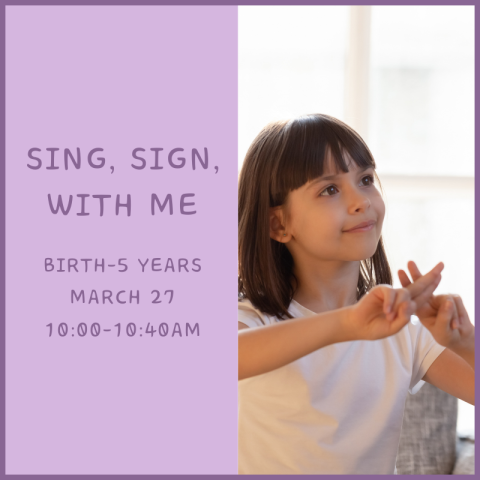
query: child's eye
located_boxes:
[319,175,374,197]
[319,185,339,197]
[361,175,375,186]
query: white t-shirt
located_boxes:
[238,297,446,475]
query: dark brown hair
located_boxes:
[238,113,392,320]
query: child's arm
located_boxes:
[398,261,475,405]
[239,264,443,380]
[418,294,474,405]
[422,342,474,405]
[239,305,352,380]
[451,329,475,370]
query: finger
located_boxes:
[452,294,469,327]
[382,286,396,316]
[406,262,444,300]
[431,293,452,310]
[370,285,397,318]
[388,288,411,321]
[407,260,442,283]
[442,295,460,327]
[398,269,412,288]
[410,273,442,310]
[448,295,460,328]
[440,297,456,330]
[407,260,423,282]
[438,296,460,330]
[390,300,415,333]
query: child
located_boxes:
[238,114,475,475]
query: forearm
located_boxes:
[450,327,475,371]
[238,306,353,380]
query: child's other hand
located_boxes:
[346,262,444,341]
[398,261,475,350]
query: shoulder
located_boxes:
[391,315,446,364]
[404,316,446,393]
[238,298,274,327]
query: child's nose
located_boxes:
[347,190,371,213]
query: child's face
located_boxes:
[274,154,385,264]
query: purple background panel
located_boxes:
[6,5,237,474]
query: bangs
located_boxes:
[270,114,376,207]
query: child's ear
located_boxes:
[269,207,289,243]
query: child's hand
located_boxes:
[398,261,475,351]
[345,262,444,341]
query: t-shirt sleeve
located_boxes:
[238,301,268,328]
[408,316,447,395]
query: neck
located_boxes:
[291,259,360,314]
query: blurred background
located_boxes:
[239,5,474,439]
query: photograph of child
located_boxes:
[237,6,474,475]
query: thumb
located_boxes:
[438,297,455,329]
[430,293,450,310]
[390,301,414,334]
